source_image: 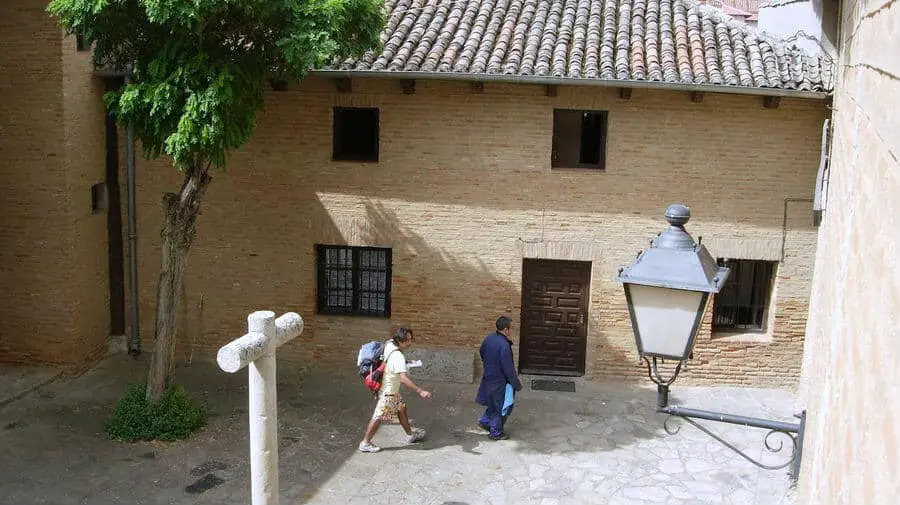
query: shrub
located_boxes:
[106,383,206,442]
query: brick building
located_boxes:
[1,0,110,368]
[1,0,835,386]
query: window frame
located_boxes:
[315,244,392,318]
[712,259,778,333]
[332,107,380,162]
[551,109,609,170]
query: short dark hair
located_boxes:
[392,327,413,344]
[496,316,512,331]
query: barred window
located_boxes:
[316,245,391,317]
[713,259,777,332]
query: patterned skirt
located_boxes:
[372,393,405,421]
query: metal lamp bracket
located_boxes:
[642,356,806,484]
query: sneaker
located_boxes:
[489,433,510,441]
[478,423,491,432]
[407,428,426,444]
[358,441,381,453]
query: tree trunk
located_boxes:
[146,165,212,402]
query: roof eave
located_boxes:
[310,69,830,100]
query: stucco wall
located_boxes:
[797,0,900,501]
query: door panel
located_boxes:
[519,259,591,376]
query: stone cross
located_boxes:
[217,310,304,505]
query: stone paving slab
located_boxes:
[0,355,799,505]
[0,364,60,406]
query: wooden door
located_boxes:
[519,259,591,376]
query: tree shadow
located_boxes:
[115,81,823,502]
[354,198,646,377]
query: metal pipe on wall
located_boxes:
[125,121,140,355]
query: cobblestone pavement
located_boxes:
[0,355,799,505]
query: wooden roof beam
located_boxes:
[335,77,352,93]
[763,96,781,109]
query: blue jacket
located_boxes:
[476,331,522,407]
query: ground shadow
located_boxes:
[0,352,668,505]
[65,78,820,503]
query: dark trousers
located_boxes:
[479,403,513,438]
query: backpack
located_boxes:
[358,343,397,396]
[357,340,385,377]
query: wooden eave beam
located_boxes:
[335,77,352,93]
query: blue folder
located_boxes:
[502,383,515,416]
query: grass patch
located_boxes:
[106,383,206,442]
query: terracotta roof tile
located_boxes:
[333,0,834,92]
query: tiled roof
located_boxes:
[710,0,761,14]
[332,0,834,93]
[720,5,752,17]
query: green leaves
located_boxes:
[105,383,206,442]
[48,0,384,172]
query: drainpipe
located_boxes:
[124,82,140,355]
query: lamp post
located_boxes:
[616,204,806,483]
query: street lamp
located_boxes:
[616,204,806,483]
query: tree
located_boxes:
[49,0,383,402]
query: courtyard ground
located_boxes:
[0,354,799,505]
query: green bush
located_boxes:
[106,383,206,442]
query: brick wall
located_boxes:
[0,0,109,367]
[126,77,825,387]
[798,0,900,501]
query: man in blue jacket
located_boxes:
[476,316,523,440]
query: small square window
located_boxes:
[552,109,608,169]
[91,182,107,214]
[333,107,379,162]
[316,245,391,317]
[75,32,88,51]
[713,259,777,332]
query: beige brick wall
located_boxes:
[0,0,109,367]
[798,0,900,501]
[126,77,825,387]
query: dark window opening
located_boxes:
[552,109,608,169]
[316,245,391,317]
[333,107,379,162]
[713,259,777,332]
[75,32,88,51]
[91,183,107,214]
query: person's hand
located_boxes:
[419,389,432,399]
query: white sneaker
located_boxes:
[407,428,426,444]
[358,441,381,453]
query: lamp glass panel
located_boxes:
[628,284,705,359]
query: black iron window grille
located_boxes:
[316,245,391,317]
[713,259,777,332]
